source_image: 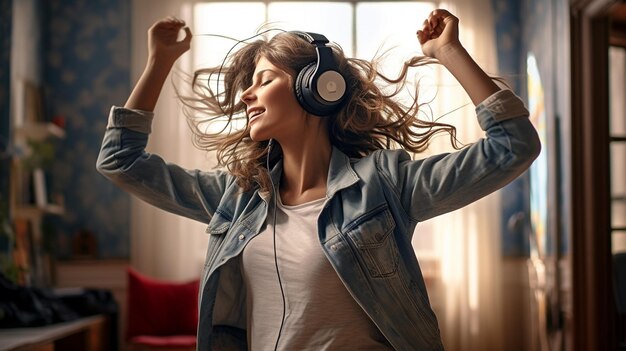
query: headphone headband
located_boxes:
[289,31,329,45]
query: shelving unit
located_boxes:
[9,120,65,287]
[13,122,65,140]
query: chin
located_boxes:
[249,129,269,143]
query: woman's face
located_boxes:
[241,56,308,142]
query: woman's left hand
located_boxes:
[417,9,461,59]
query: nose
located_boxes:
[240,86,256,105]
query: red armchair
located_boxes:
[126,268,200,351]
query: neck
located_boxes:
[277,128,332,205]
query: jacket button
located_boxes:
[238,234,245,241]
[330,244,337,251]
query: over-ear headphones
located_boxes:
[290,31,347,117]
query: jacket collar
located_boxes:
[267,146,360,200]
[325,146,359,198]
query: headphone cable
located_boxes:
[267,139,286,351]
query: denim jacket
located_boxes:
[97,89,540,351]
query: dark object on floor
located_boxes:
[0,272,79,327]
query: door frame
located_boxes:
[570,0,617,350]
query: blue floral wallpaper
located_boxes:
[42,0,131,259]
[493,0,569,257]
[493,0,522,94]
[520,0,570,256]
[0,0,10,145]
[493,0,532,256]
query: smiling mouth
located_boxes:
[249,110,265,123]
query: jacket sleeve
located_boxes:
[96,106,231,224]
[376,89,541,223]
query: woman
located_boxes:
[97,9,540,351]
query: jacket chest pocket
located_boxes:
[344,207,399,278]
[204,212,232,270]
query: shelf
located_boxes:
[0,315,108,351]
[14,204,65,218]
[14,122,65,141]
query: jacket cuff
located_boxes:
[475,89,529,127]
[106,106,154,134]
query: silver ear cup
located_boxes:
[316,71,346,102]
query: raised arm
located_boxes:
[96,18,230,224]
[125,17,192,111]
[378,9,542,223]
[417,9,499,105]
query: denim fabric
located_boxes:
[97,89,540,351]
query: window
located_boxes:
[191,2,435,61]
[191,1,437,105]
[188,1,443,265]
[610,46,626,254]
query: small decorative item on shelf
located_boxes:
[14,132,64,214]
[12,218,33,286]
[0,199,20,284]
[72,229,98,259]
[51,115,66,130]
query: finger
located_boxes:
[162,16,185,26]
[416,30,426,44]
[418,25,430,42]
[431,9,451,19]
[422,19,431,33]
[182,27,193,43]
[164,15,183,22]
[429,12,443,30]
[434,20,444,35]
[429,9,452,27]
[443,13,458,25]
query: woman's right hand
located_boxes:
[124,17,191,111]
[148,17,192,65]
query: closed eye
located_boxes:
[261,80,272,86]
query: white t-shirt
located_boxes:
[241,195,393,350]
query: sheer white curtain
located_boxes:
[130,0,209,281]
[423,0,504,350]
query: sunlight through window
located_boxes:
[191,1,438,258]
[268,2,353,54]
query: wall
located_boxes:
[492,0,571,349]
[492,0,572,347]
[494,0,532,257]
[0,0,11,160]
[1,0,131,262]
[491,1,533,349]
[38,0,131,259]
[0,0,12,258]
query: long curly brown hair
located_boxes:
[178,31,459,193]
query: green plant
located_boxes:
[22,139,56,170]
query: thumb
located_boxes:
[182,27,192,44]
